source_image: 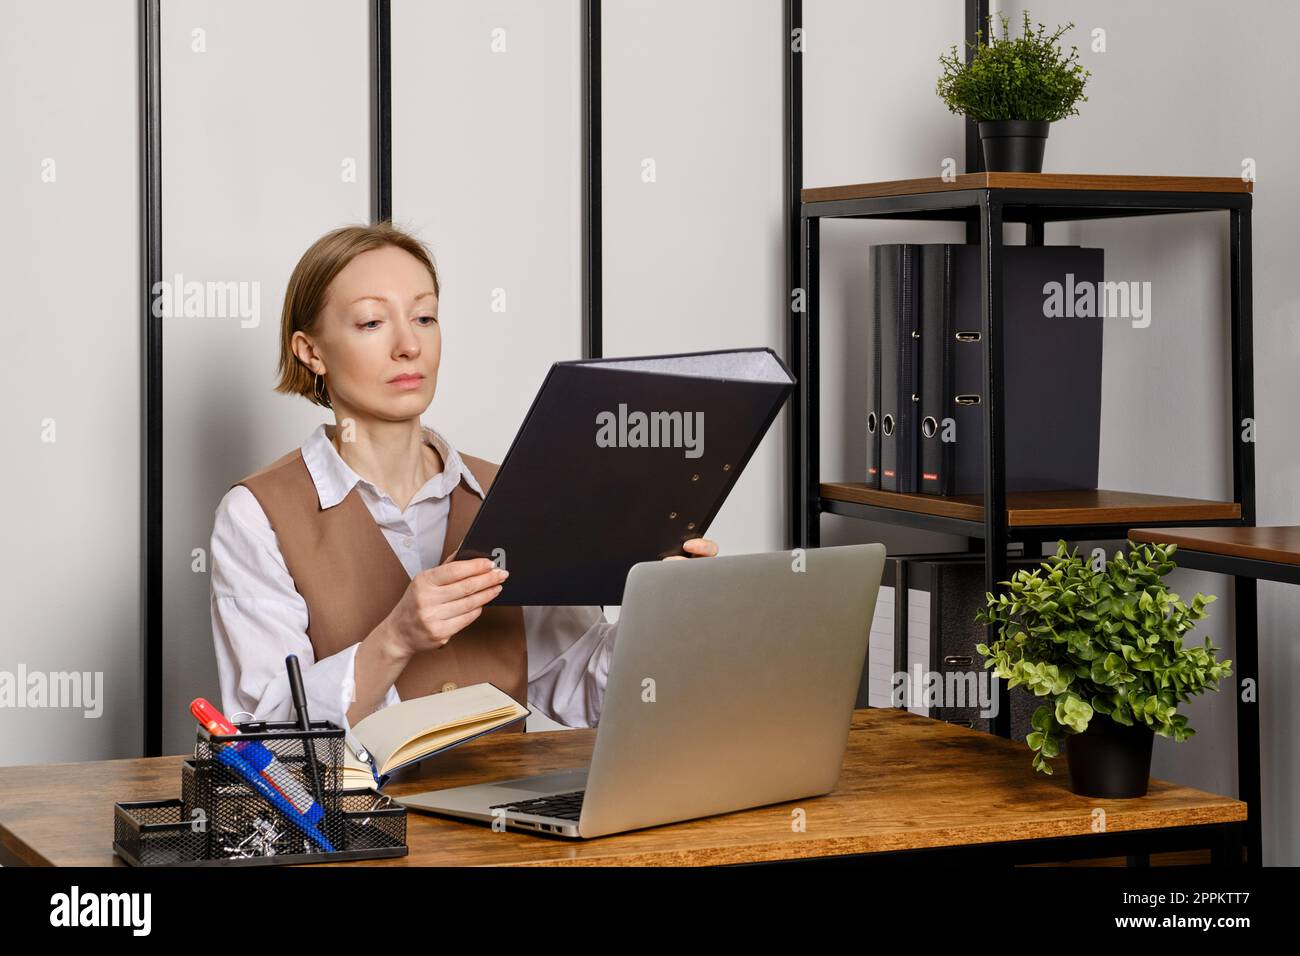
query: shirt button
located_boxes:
[440,681,458,693]
[403,537,414,548]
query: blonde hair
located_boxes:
[274,221,441,409]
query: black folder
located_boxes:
[875,245,922,492]
[864,248,883,488]
[916,245,1104,495]
[453,348,795,606]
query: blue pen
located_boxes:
[216,745,336,852]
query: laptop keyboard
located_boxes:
[489,789,586,821]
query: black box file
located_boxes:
[874,244,923,492]
[916,244,1105,495]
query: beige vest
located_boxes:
[234,443,528,733]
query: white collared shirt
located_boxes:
[209,423,616,734]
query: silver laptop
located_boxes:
[396,543,886,839]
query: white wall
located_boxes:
[392,0,583,462]
[804,0,972,557]
[601,0,789,561]
[0,0,142,763]
[391,0,583,729]
[159,0,373,754]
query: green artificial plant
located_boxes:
[937,10,1091,123]
[976,540,1232,774]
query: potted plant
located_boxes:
[936,10,1091,173]
[975,541,1232,798]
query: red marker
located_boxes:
[191,697,240,736]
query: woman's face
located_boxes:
[298,244,441,421]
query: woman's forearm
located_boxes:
[346,619,411,726]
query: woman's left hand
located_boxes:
[663,537,719,560]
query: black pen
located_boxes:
[285,654,327,815]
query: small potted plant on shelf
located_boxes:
[975,540,1232,797]
[936,10,1091,173]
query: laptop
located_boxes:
[396,543,886,839]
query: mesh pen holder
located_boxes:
[112,718,407,866]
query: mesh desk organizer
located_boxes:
[113,718,408,866]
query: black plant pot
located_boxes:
[978,120,1050,173]
[1065,718,1154,798]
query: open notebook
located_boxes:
[342,682,529,790]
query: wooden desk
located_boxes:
[0,708,1245,867]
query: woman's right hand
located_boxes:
[381,558,508,658]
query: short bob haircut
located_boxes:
[274,221,441,409]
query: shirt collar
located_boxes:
[301,422,484,510]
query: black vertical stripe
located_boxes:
[582,0,602,360]
[139,0,163,757]
[372,0,392,223]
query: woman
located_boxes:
[210,222,718,741]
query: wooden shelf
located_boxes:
[802,172,1253,205]
[821,483,1242,529]
[1129,526,1300,567]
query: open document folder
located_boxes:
[454,347,795,605]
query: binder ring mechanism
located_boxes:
[881,415,895,437]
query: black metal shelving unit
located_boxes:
[783,0,1260,865]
